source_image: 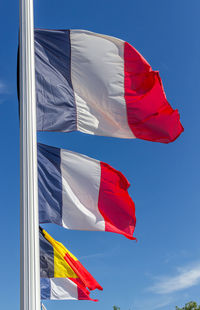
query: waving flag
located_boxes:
[38,143,136,240]
[40,227,102,291]
[35,29,183,143]
[40,278,97,301]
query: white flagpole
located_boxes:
[19,0,40,309]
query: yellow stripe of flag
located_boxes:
[42,229,78,278]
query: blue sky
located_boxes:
[0,0,200,309]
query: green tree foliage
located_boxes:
[176,301,200,310]
[113,306,120,310]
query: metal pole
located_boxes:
[19,0,40,309]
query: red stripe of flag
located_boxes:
[64,252,103,291]
[69,278,98,301]
[124,41,184,143]
[98,162,136,240]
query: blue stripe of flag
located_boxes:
[40,278,51,300]
[38,143,62,226]
[35,29,77,131]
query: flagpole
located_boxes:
[19,0,40,309]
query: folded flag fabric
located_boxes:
[40,278,97,301]
[40,226,102,292]
[35,29,183,143]
[38,143,136,240]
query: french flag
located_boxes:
[41,278,97,301]
[38,143,136,240]
[35,29,183,143]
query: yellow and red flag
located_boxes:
[40,227,102,292]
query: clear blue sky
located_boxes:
[0,0,199,309]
